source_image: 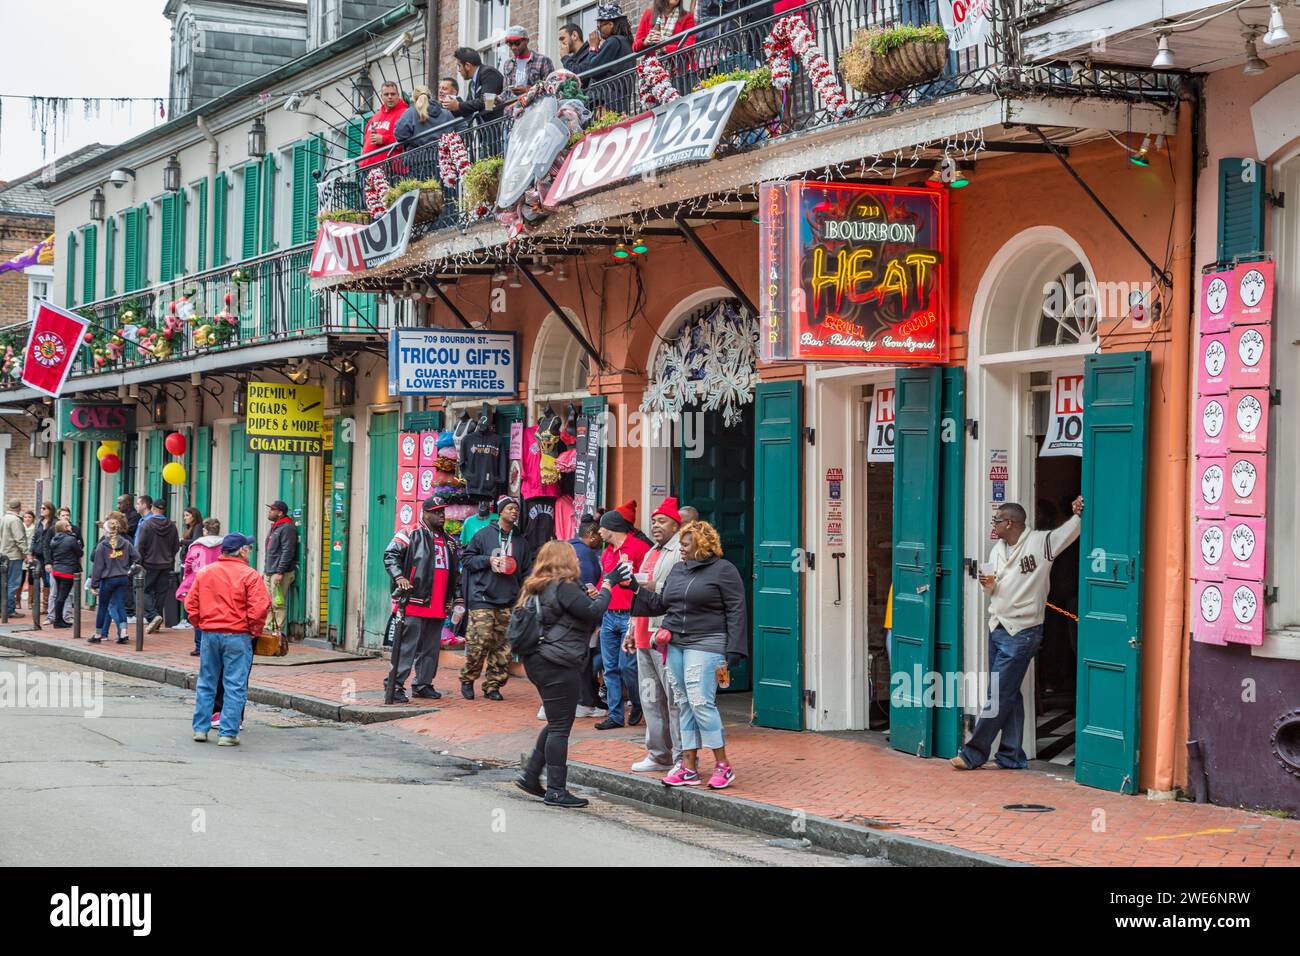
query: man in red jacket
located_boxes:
[595,500,650,730]
[359,80,408,217]
[186,534,271,746]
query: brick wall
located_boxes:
[2,419,45,510]
[0,212,52,325]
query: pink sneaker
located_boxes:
[707,762,735,790]
[661,763,701,787]
[211,712,221,725]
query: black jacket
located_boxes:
[534,580,612,668]
[30,520,55,563]
[46,531,83,576]
[582,34,633,82]
[126,511,142,539]
[452,65,505,121]
[384,524,459,613]
[136,515,179,569]
[459,431,510,497]
[91,535,138,587]
[630,555,748,658]
[265,519,299,575]
[561,48,592,73]
[462,523,531,609]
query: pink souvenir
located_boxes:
[1199,270,1232,333]
[418,467,436,496]
[397,467,418,502]
[1231,260,1273,324]
[1226,388,1268,451]
[1229,322,1270,389]
[1194,457,1227,519]
[1195,395,1227,454]
[1224,579,1265,646]
[396,500,417,531]
[1192,580,1228,645]
[419,431,439,466]
[1193,519,1226,582]
[399,431,419,467]
[1197,332,1229,394]
[1225,516,1266,580]
[1226,452,1266,516]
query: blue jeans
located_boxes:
[664,644,726,752]
[598,610,637,724]
[960,624,1044,769]
[192,632,254,739]
[194,627,204,654]
[95,575,130,637]
[5,557,23,615]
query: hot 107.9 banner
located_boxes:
[759,180,949,364]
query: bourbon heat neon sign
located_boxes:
[758,180,949,363]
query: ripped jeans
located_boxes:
[664,644,726,752]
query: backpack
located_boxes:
[506,591,545,657]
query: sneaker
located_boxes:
[193,731,208,742]
[217,736,240,747]
[575,705,607,718]
[707,762,735,790]
[146,615,163,633]
[189,649,200,656]
[544,790,589,809]
[661,763,701,787]
[176,620,192,629]
[211,712,221,725]
[125,616,137,624]
[631,757,672,773]
[116,636,129,645]
[950,754,973,771]
[88,636,103,644]
[536,705,547,720]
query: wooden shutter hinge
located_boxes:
[803,426,815,446]
[965,418,978,439]
[1269,387,1281,406]
[804,688,816,710]
[1266,190,1285,208]
[1264,586,1279,606]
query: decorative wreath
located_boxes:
[763,15,850,118]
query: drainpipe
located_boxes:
[1152,93,1196,796]
[196,114,218,206]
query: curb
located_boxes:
[0,630,425,724]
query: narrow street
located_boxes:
[0,649,873,867]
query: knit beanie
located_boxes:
[598,499,637,533]
[651,496,681,524]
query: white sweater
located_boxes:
[984,514,1080,636]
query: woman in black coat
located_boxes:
[514,539,630,808]
[582,4,635,83]
[47,519,84,629]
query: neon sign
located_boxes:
[758,181,949,363]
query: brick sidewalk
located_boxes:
[10,611,1299,867]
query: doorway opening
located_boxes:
[863,382,894,730]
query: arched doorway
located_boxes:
[965,228,1099,765]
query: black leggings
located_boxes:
[52,575,74,625]
[522,654,581,793]
[577,643,602,708]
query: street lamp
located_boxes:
[248,117,267,159]
[352,68,375,113]
[163,154,182,192]
[89,187,106,222]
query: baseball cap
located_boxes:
[503,24,529,41]
[267,500,288,513]
[423,495,448,512]
[221,533,256,553]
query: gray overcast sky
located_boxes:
[0,0,175,181]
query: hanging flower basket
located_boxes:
[840,25,949,94]
[384,178,445,224]
[461,157,503,215]
[698,67,782,137]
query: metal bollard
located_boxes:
[71,573,82,641]
[30,567,41,630]
[133,566,146,651]
[0,555,8,625]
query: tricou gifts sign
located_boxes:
[388,328,518,396]
[759,181,949,363]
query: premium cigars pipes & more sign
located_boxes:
[759,181,949,363]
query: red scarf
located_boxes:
[266,516,293,550]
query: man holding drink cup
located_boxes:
[593,501,650,730]
[444,47,506,123]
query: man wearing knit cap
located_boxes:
[626,497,684,770]
[594,499,651,729]
[459,495,530,700]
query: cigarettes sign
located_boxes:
[245,382,325,456]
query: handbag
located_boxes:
[254,615,288,657]
[506,593,545,657]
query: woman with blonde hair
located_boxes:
[515,539,631,808]
[90,515,138,643]
[629,520,747,789]
[395,84,456,150]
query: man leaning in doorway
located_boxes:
[264,501,298,636]
[951,496,1083,772]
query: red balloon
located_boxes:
[164,432,187,456]
[100,453,121,474]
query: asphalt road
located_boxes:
[0,650,872,867]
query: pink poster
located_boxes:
[1192,580,1228,645]
[395,500,417,532]
[399,431,419,467]
[418,431,439,466]
[1194,457,1227,519]
[1193,519,1226,581]
[1229,322,1270,389]
[1197,332,1230,395]
[1226,452,1266,516]
[1225,579,1265,645]
[1225,517,1266,580]
[1195,395,1227,454]
[1227,388,1268,451]
[1232,260,1274,325]
[1199,270,1232,333]
[397,466,418,502]
[418,466,436,497]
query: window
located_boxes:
[1036,262,1097,347]
[554,0,601,58]
[308,0,342,48]
[171,13,196,114]
[26,268,53,321]
[460,0,510,69]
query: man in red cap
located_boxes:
[625,497,686,771]
[594,499,650,729]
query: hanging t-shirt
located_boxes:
[520,424,559,500]
[459,430,510,497]
[460,512,495,547]
[553,494,576,541]
[523,497,556,555]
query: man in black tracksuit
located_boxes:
[136,500,180,632]
[459,495,530,700]
[264,500,299,635]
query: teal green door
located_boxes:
[70,443,84,542]
[1075,351,1149,793]
[193,426,212,517]
[327,417,354,645]
[49,443,64,510]
[889,367,942,756]
[228,425,259,565]
[84,445,101,599]
[933,368,965,758]
[752,381,803,729]
[278,455,308,633]
[145,431,165,502]
[363,411,399,647]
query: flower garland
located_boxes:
[636,55,680,110]
[194,292,239,349]
[363,167,392,219]
[763,14,850,118]
[0,332,23,380]
[438,132,471,186]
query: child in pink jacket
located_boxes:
[178,518,223,655]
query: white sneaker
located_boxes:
[175,620,192,629]
[575,705,607,718]
[125,616,137,624]
[536,705,547,720]
[631,757,673,773]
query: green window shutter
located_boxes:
[136,203,149,286]
[105,216,116,297]
[123,209,139,292]
[175,190,187,276]
[345,117,366,159]
[64,232,77,306]
[160,193,176,282]
[195,180,208,271]
[81,224,97,304]
[193,425,212,516]
[212,172,227,267]
[291,141,309,246]
[261,153,277,254]
[308,133,325,240]
[241,161,260,260]
[1217,157,1265,262]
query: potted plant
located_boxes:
[383,177,445,223]
[316,208,372,225]
[461,156,504,214]
[570,109,627,147]
[697,66,781,137]
[839,24,949,94]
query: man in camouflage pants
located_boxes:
[459,496,530,701]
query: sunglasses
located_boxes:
[990,516,1010,526]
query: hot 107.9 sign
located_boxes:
[759,181,949,363]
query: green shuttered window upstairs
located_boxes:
[64,232,76,306]
[212,171,228,267]
[81,224,97,305]
[1217,157,1266,262]
[241,161,260,260]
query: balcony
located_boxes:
[0,243,412,395]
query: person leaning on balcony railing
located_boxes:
[559,22,592,73]
[500,25,555,99]
[360,81,408,168]
[582,3,636,83]
[633,0,696,53]
[443,48,505,123]
[394,84,457,180]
